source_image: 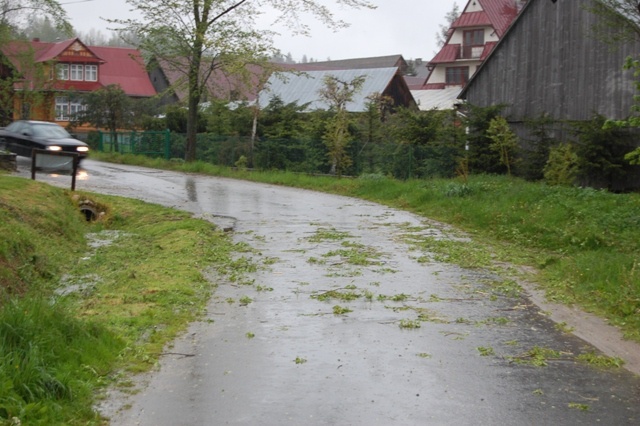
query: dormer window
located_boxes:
[85,65,97,81]
[70,64,83,80]
[54,63,98,81]
[56,64,69,80]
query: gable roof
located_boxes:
[31,38,104,63]
[476,0,521,37]
[459,0,640,121]
[258,67,415,112]
[294,55,409,73]
[91,46,156,97]
[1,38,155,98]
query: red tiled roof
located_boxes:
[480,41,498,60]
[452,11,491,29]
[1,38,155,97]
[91,46,156,97]
[451,0,519,37]
[478,0,519,37]
[429,44,460,64]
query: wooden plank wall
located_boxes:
[462,0,640,122]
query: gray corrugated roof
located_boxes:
[258,67,399,112]
[411,87,461,111]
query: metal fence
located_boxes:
[91,131,464,180]
[97,130,171,159]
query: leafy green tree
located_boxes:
[19,16,69,41]
[0,0,72,124]
[112,0,375,163]
[487,116,518,176]
[519,115,558,181]
[0,0,71,38]
[464,103,506,174]
[72,85,132,136]
[318,74,366,176]
[544,143,579,186]
[572,114,637,189]
[165,104,207,134]
[259,96,307,140]
[590,0,640,43]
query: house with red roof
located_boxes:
[410,0,525,110]
[1,37,156,126]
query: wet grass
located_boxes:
[0,176,242,424]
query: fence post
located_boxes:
[164,129,171,160]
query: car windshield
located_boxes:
[31,124,71,139]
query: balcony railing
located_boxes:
[460,45,484,60]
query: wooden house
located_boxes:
[459,0,640,189]
[410,0,525,110]
[1,38,156,126]
[459,0,640,124]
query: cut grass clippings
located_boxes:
[89,152,640,342]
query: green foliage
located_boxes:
[73,84,132,133]
[0,174,243,423]
[487,116,518,176]
[544,143,579,186]
[571,114,637,189]
[0,297,124,424]
[465,103,506,174]
[259,96,308,139]
[165,105,207,134]
[519,115,557,180]
[318,75,366,176]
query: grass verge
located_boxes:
[0,175,240,424]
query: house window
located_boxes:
[56,64,69,80]
[85,65,98,81]
[463,29,485,59]
[70,64,84,81]
[446,67,469,85]
[55,97,69,120]
[55,97,84,121]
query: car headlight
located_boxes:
[46,146,62,151]
[77,146,89,152]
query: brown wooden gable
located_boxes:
[59,41,102,63]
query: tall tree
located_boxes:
[0,0,71,38]
[318,74,366,176]
[591,0,640,42]
[111,0,375,162]
[73,84,132,137]
[0,1,71,123]
[435,2,460,48]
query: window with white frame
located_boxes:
[55,97,69,120]
[70,64,84,81]
[56,64,69,80]
[69,99,85,119]
[85,65,98,81]
[55,97,85,121]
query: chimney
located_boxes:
[32,38,40,42]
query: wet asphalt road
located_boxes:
[13,159,640,425]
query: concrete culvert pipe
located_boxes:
[80,206,97,221]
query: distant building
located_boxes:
[460,0,640,190]
[258,67,417,112]
[410,0,525,110]
[0,38,156,126]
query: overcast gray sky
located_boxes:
[61,0,460,62]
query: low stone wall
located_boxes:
[0,152,17,171]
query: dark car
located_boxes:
[0,120,89,160]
